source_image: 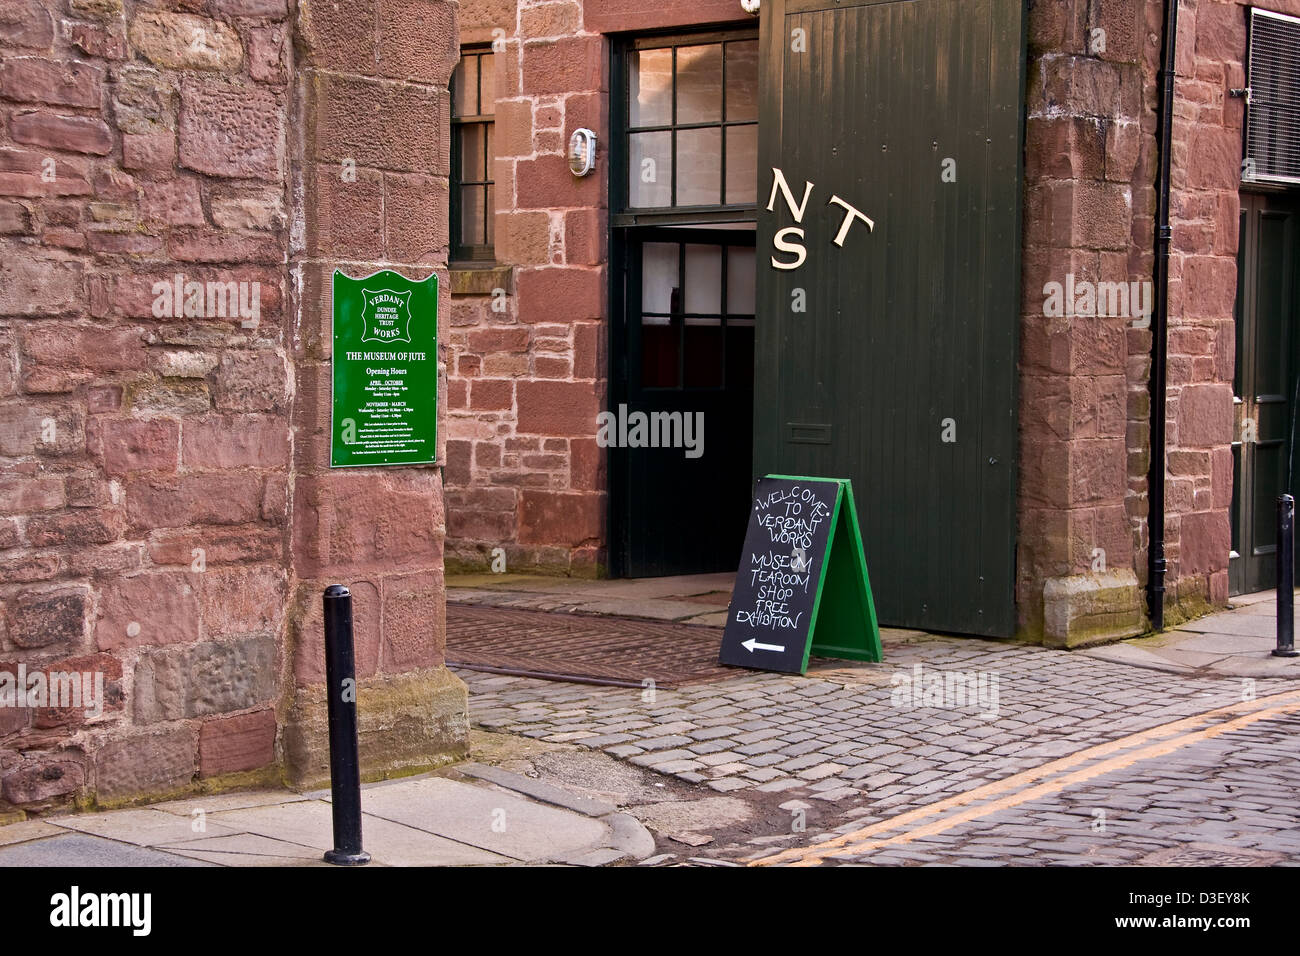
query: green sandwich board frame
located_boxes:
[774,476,883,672]
[720,475,882,675]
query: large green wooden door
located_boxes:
[754,0,1025,637]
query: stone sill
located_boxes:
[449,264,512,296]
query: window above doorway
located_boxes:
[618,33,759,221]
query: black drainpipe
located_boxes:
[1148,0,1179,631]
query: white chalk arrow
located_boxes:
[742,638,786,654]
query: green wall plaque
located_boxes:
[331,269,438,468]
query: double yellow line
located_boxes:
[754,688,1300,867]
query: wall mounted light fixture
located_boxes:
[741,0,760,14]
[568,128,597,177]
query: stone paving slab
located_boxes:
[1167,628,1275,652]
[449,573,733,627]
[457,762,618,818]
[1079,589,1300,677]
[688,612,730,627]
[560,599,730,622]
[159,833,326,867]
[0,771,651,867]
[1077,644,1200,674]
[54,808,242,847]
[1141,648,1233,667]
[450,572,734,602]
[205,800,512,867]
[149,790,312,816]
[357,776,613,863]
[0,820,63,847]
[0,833,211,867]
[1205,656,1300,677]
[1176,614,1278,637]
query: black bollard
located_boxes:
[322,585,371,864]
[1275,496,1298,658]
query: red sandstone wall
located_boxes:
[0,0,462,813]
[1019,0,1154,638]
[1160,0,1284,610]
[0,0,294,808]
[1019,0,1291,636]
[290,0,456,682]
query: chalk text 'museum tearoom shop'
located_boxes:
[446,0,1300,649]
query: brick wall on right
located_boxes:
[1019,0,1285,644]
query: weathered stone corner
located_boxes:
[281,666,469,789]
[1042,569,1146,649]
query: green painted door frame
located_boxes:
[608,29,761,578]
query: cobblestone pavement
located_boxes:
[455,631,1300,865]
[790,714,1300,867]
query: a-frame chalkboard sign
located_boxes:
[718,476,882,674]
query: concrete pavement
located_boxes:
[0,763,653,867]
[1081,588,1300,677]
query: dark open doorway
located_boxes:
[609,30,760,577]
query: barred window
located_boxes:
[1244,8,1300,185]
[451,49,495,261]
